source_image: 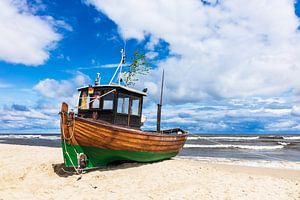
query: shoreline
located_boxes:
[0,143,299,199]
[1,140,300,170]
[176,156,300,171]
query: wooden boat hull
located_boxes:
[60,103,188,168]
[62,143,179,168]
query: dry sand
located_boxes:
[0,143,299,200]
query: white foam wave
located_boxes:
[175,156,300,170]
[283,136,300,140]
[0,134,39,139]
[277,142,290,146]
[187,136,259,141]
[0,134,60,140]
[184,144,284,150]
[38,135,61,140]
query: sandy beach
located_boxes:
[0,143,299,200]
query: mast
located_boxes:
[157,69,164,132]
[109,48,126,85]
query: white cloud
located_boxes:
[0,0,62,65]
[0,103,58,133]
[145,36,159,51]
[33,72,90,119]
[0,80,12,88]
[86,0,300,103]
[145,51,158,59]
[44,16,73,32]
[33,72,90,99]
[101,63,126,68]
[0,72,92,132]
[33,78,74,98]
[140,96,300,132]
[73,71,91,86]
[291,106,300,117]
[266,120,299,131]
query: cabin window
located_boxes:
[91,92,100,109]
[131,97,140,116]
[103,92,114,110]
[117,93,130,114]
[80,92,90,109]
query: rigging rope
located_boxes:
[75,89,116,110]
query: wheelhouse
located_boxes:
[77,85,146,129]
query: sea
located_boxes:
[180,134,300,163]
[0,133,300,165]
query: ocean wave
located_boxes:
[188,135,300,141]
[259,136,284,140]
[0,134,60,140]
[283,136,300,140]
[277,142,290,146]
[38,135,61,140]
[0,134,40,139]
[184,144,284,150]
[187,136,259,141]
[175,156,300,170]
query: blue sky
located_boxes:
[0,0,300,134]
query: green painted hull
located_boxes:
[62,142,178,168]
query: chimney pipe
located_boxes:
[157,69,164,132]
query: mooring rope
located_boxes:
[61,113,75,141]
[61,113,81,176]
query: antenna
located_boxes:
[94,72,101,85]
[123,40,126,63]
[109,48,126,85]
[157,69,164,132]
[119,40,126,84]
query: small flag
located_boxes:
[88,87,94,95]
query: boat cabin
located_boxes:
[77,85,147,129]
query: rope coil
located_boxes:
[62,113,76,141]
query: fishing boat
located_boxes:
[60,49,188,170]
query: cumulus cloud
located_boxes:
[33,71,90,99]
[0,72,91,133]
[85,0,300,103]
[33,71,91,121]
[291,106,300,116]
[0,103,56,133]
[266,119,299,131]
[141,96,300,133]
[0,0,62,65]
[33,79,73,98]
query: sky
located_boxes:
[0,0,300,134]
